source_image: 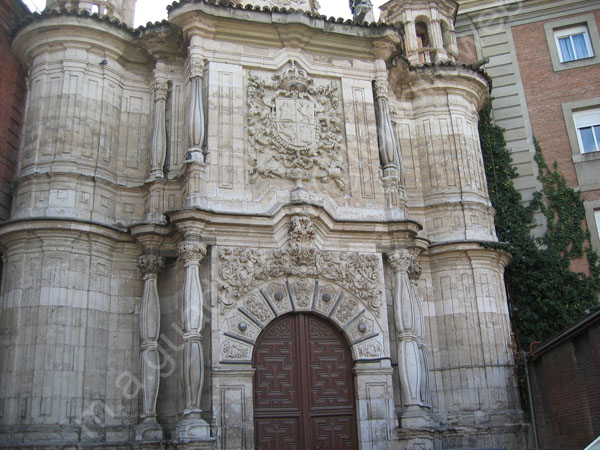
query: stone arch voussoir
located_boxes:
[219,277,387,364]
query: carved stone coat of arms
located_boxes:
[247,64,346,191]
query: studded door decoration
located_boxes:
[253,313,358,449]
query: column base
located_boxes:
[135,417,163,442]
[400,405,436,429]
[176,417,210,442]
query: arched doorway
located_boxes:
[253,313,358,449]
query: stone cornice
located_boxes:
[0,218,135,253]
[168,0,403,60]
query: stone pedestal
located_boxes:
[176,416,211,442]
[135,417,164,442]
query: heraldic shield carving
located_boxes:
[247,63,346,191]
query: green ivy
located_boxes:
[478,102,600,349]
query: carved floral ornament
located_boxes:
[247,63,346,191]
[178,241,207,262]
[137,255,165,275]
[218,215,382,314]
[153,81,169,102]
[388,249,420,275]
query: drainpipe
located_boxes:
[521,351,539,449]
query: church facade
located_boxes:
[0,0,529,448]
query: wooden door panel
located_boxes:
[312,416,357,450]
[253,339,298,410]
[255,418,301,450]
[308,341,354,408]
[254,313,357,449]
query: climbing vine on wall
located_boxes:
[479,102,600,349]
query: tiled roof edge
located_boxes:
[11,7,137,39]
[166,0,390,28]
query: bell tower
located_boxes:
[380,0,459,64]
[45,0,137,27]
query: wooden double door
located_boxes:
[253,313,358,449]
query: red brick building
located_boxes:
[456,1,600,446]
[456,0,600,268]
[0,0,28,221]
[528,309,600,449]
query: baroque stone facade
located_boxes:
[0,0,529,448]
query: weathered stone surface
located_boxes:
[0,0,528,448]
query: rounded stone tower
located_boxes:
[45,0,137,27]
[380,0,459,64]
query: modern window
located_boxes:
[544,15,600,71]
[573,109,600,154]
[554,26,594,62]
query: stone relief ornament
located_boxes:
[218,247,382,315]
[247,63,346,191]
[244,294,272,323]
[222,340,250,360]
[334,297,359,324]
[137,255,165,275]
[290,215,316,264]
[356,341,382,359]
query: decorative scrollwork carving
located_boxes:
[290,215,316,264]
[356,341,382,359]
[244,294,272,323]
[222,340,250,360]
[218,247,383,315]
[247,63,346,191]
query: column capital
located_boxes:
[189,58,206,79]
[388,249,419,273]
[137,255,165,275]
[153,80,169,102]
[178,241,207,263]
[373,78,389,100]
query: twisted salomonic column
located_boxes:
[135,255,165,441]
[389,250,429,411]
[187,44,206,163]
[176,240,210,440]
[149,75,168,180]
[373,66,405,210]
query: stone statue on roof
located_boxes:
[349,0,375,22]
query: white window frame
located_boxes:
[554,25,595,62]
[573,108,600,154]
[544,14,600,72]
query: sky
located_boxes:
[22,0,388,26]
